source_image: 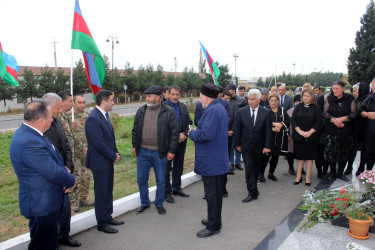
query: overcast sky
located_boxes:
[0,0,371,80]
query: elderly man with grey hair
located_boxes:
[42,93,81,248]
[235,88,272,203]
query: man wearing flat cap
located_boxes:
[132,85,180,215]
[259,88,270,108]
[189,83,229,238]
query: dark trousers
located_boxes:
[287,152,295,170]
[354,151,369,173]
[242,151,261,197]
[92,168,114,227]
[202,174,226,232]
[29,210,59,250]
[329,161,346,177]
[165,141,187,195]
[315,143,328,175]
[57,193,71,240]
[260,154,279,175]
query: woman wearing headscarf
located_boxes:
[344,82,370,175]
[323,81,357,182]
[359,79,375,171]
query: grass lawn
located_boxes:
[0,113,196,242]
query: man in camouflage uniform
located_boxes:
[71,95,92,210]
[58,91,74,153]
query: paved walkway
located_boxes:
[8,158,375,250]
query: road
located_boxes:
[0,98,198,131]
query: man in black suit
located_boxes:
[85,89,123,234]
[42,93,81,248]
[236,89,272,203]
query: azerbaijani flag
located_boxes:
[199,41,220,86]
[0,42,19,86]
[71,0,105,95]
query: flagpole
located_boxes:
[70,49,75,122]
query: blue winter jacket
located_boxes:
[189,99,229,176]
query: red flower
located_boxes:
[342,198,346,201]
[331,204,335,208]
[336,198,340,201]
[340,188,346,194]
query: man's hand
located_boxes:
[228,130,234,136]
[114,153,121,163]
[65,179,77,193]
[167,153,175,161]
[263,148,271,154]
[236,146,242,153]
[83,148,87,156]
[367,112,375,120]
[132,148,137,157]
[65,166,71,173]
[179,133,187,143]
[273,127,281,133]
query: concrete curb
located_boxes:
[0,171,201,250]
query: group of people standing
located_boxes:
[9,77,375,248]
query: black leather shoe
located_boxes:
[109,219,124,226]
[135,205,150,214]
[196,228,220,238]
[305,182,311,186]
[173,189,190,197]
[289,169,296,175]
[242,194,258,203]
[56,245,63,250]
[235,163,244,170]
[201,219,208,226]
[223,190,228,198]
[201,219,222,229]
[230,164,235,172]
[338,175,350,182]
[258,175,266,183]
[228,170,235,175]
[355,170,362,176]
[165,194,175,203]
[97,225,118,234]
[293,178,302,185]
[59,237,81,247]
[157,206,166,215]
[268,173,278,181]
[317,173,323,180]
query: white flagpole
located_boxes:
[70,49,75,122]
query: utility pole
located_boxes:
[174,57,178,72]
[51,37,58,73]
[293,62,296,76]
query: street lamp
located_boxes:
[233,53,238,88]
[106,35,119,92]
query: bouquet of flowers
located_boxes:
[358,170,375,191]
[296,186,375,232]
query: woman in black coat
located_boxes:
[359,79,375,171]
[259,93,290,182]
[323,81,357,182]
[344,82,370,175]
[291,89,322,186]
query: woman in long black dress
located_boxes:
[323,81,357,182]
[259,93,290,182]
[359,79,375,170]
[291,89,322,186]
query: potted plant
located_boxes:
[296,186,375,239]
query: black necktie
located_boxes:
[105,113,113,130]
[251,109,255,126]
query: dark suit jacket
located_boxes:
[85,107,118,172]
[279,94,293,111]
[44,118,74,172]
[9,123,75,217]
[236,106,273,153]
